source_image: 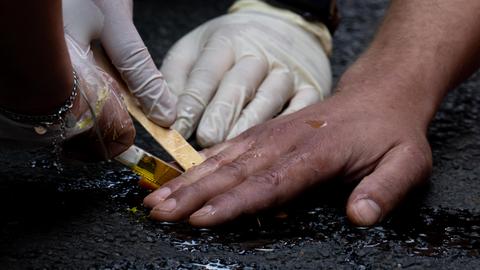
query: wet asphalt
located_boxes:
[1,0,479,269]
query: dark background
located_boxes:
[1,0,479,269]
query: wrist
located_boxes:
[0,70,79,126]
[334,53,446,130]
[229,0,333,55]
[262,0,339,34]
[0,67,74,115]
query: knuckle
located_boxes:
[221,161,248,178]
[402,143,433,173]
[178,183,200,198]
[204,152,230,169]
[248,172,281,188]
[185,162,204,176]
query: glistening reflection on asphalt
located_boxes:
[0,153,478,269]
[0,0,479,269]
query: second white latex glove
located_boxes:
[161,8,332,147]
[63,0,177,127]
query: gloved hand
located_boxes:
[61,34,135,160]
[161,0,332,147]
[63,0,177,126]
[58,0,145,160]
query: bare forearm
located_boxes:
[0,1,73,114]
[337,0,480,128]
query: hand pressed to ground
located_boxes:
[144,89,432,227]
[145,0,480,227]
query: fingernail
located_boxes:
[191,205,214,218]
[353,199,382,226]
[153,198,177,212]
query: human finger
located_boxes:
[97,1,177,126]
[160,29,203,96]
[148,144,280,221]
[226,68,293,140]
[196,55,268,147]
[144,135,249,208]
[143,138,252,208]
[346,144,432,226]
[172,36,235,139]
[187,148,336,227]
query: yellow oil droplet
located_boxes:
[305,120,327,129]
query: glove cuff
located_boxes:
[264,0,339,34]
[229,0,333,55]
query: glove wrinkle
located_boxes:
[92,0,177,127]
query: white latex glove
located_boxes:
[162,1,332,147]
[63,0,177,126]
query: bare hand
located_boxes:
[143,87,433,227]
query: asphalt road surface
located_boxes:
[1,0,479,269]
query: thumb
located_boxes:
[97,1,177,126]
[346,144,432,226]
